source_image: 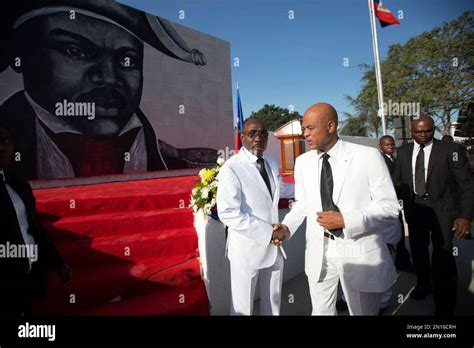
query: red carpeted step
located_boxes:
[79,279,209,316]
[77,259,209,316]
[31,176,210,316]
[123,257,205,299]
[42,208,194,241]
[84,281,209,316]
[54,228,199,270]
[33,254,199,315]
[34,176,198,218]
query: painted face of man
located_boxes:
[15,13,144,138]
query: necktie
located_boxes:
[415,144,426,196]
[320,154,343,237]
[257,157,272,198]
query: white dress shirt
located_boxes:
[241,147,276,197]
[25,91,148,179]
[0,169,36,268]
[411,139,433,194]
[384,153,394,162]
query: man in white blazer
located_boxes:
[216,117,294,315]
[275,103,400,315]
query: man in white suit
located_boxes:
[274,103,400,315]
[217,117,294,315]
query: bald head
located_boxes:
[412,114,434,128]
[243,117,267,133]
[301,103,339,152]
[411,115,435,145]
[304,103,339,126]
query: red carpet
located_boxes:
[32,176,209,316]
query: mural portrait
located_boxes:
[0,0,233,180]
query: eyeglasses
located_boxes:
[243,130,269,139]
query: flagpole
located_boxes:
[368,0,387,135]
[235,81,239,150]
[235,81,243,152]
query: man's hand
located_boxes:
[316,211,345,230]
[57,264,73,285]
[452,218,471,238]
[271,223,290,246]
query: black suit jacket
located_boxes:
[393,139,473,239]
[381,152,395,175]
[0,168,64,295]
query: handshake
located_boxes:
[270,223,290,246]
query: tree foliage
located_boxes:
[249,104,302,131]
[339,112,369,137]
[346,10,474,136]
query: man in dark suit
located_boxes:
[0,127,72,317]
[393,115,473,316]
[379,135,413,271]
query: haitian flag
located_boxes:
[374,0,400,27]
[235,86,244,151]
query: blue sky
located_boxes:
[119,0,473,125]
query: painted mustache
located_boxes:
[76,88,127,109]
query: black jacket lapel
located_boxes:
[427,139,439,181]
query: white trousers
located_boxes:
[342,289,392,307]
[308,237,381,315]
[229,251,284,315]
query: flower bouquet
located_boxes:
[189,157,225,220]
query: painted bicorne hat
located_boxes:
[0,0,207,72]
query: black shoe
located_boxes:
[336,299,348,311]
[378,306,389,316]
[410,286,433,300]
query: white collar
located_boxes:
[241,146,267,164]
[414,138,433,149]
[317,138,341,159]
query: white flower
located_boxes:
[217,157,225,165]
[210,198,216,206]
[192,187,198,196]
[209,181,218,189]
[200,187,210,199]
[198,169,206,178]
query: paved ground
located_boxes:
[254,226,474,316]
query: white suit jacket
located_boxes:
[282,140,400,293]
[217,149,294,270]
